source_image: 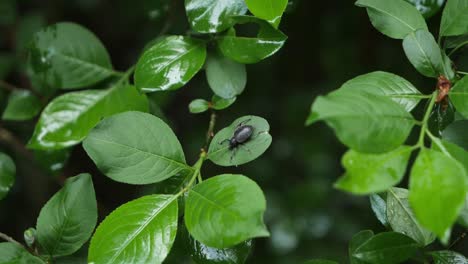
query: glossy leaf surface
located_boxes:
[88,195,178,264]
[406,0,445,18]
[28,85,148,150]
[440,0,468,36]
[36,173,97,257]
[355,0,428,39]
[339,71,422,112]
[0,152,15,200]
[351,232,419,264]
[430,250,468,264]
[2,90,41,121]
[28,22,114,89]
[370,194,388,226]
[349,230,374,264]
[206,52,246,99]
[217,16,287,64]
[409,149,468,240]
[403,29,445,78]
[386,187,435,246]
[307,89,415,153]
[83,111,190,184]
[135,36,206,92]
[208,115,272,166]
[185,174,269,248]
[0,242,44,264]
[245,0,288,26]
[335,146,412,194]
[185,0,247,33]
[443,120,468,150]
[190,238,252,264]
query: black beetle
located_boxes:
[220,119,254,162]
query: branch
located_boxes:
[0,231,24,247]
[205,111,216,149]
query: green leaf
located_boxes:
[440,0,468,37]
[185,174,269,248]
[189,99,209,114]
[355,0,428,39]
[403,29,445,78]
[211,94,236,110]
[185,0,248,33]
[28,22,114,89]
[191,238,252,264]
[135,36,206,92]
[370,194,388,226]
[24,228,36,248]
[430,250,468,264]
[36,173,97,257]
[445,34,468,49]
[351,232,419,264]
[28,84,148,150]
[83,111,190,184]
[217,16,287,64]
[206,52,246,99]
[335,146,413,194]
[0,152,15,200]
[449,76,468,118]
[2,90,41,121]
[208,115,272,166]
[433,140,468,172]
[386,187,435,246]
[443,120,468,151]
[88,194,178,264]
[405,0,445,18]
[307,89,415,153]
[244,0,288,27]
[33,149,70,176]
[0,242,45,264]
[409,149,468,241]
[349,230,374,264]
[339,71,422,112]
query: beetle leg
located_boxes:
[236,118,252,128]
[219,139,230,145]
[230,147,238,166]
[239,144,252,154]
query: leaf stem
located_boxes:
[417,92,437,148]
[448,41,468,57]
[390,94,432,99]
[457,71,468,75]
[205,111,217,149]
[175,151,206,198]
[0,231,24,247]
[426,130,453,158]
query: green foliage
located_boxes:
[206,52,246,99]
[135,36,207,92]
[244,0,288,27]
[430,250,468,263]
[449,76,468,118]
[88,195,178,264]
[83,111,190,184]
[0,152,15,200]
[0,242,44,264]
[185,174,269,248]
[439,0,468,37]
[36,174,97,257]
[28,22,114,89]
[2,90,41,121]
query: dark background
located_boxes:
[1,0,467,263]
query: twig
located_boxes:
[449,230,467,249]
[0,80,18,92]
[0,231,23,247]
[0,126,33,159]
[205,111,216,149]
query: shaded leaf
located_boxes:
[0,152,15,200]
[430,250,468,264]
[307,89,415,153]
[28,85,148,150]
[135,36,206,92]
[191,237,252,264]
[355,0,428,39]
[403,29,445,78]
[212,95,236,110]
[208,115,272,167]
[440,0,468,37]
[185,174,269,248]
[387,187,435,246]
[370,194,388,226]
[88,195,178,264]
[449,76,468,118]
[28,22,114,89]
[442,120,468,151]
[335,146,413,194]
[2,90,41,121]
[83,111,190,184]
[206,52,246,99]
[349,230,374,264]
[36,173,97,257]
[0,242,44,264]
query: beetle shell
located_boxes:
[233,125,254,144]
